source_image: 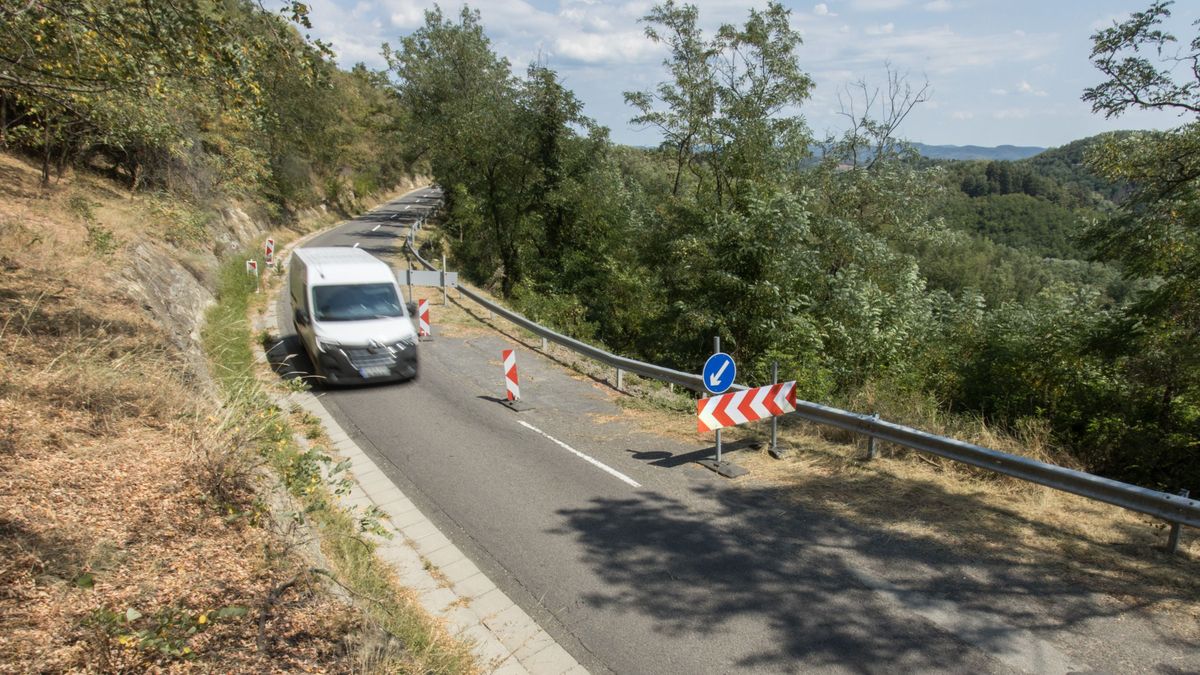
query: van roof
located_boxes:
[293,246,397,285]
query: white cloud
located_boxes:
[990,88,1008,95]
[385,0,424,28]
[819,25,1057,76]
[923,0,952,11]
[814,3,838,17]
[951,111,974,120]
[553,31,662,64]
[994,108,1030,120]
[851,0,910,10]
[865,22,895,35]
[1017,80,1047,96]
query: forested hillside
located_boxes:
[0,0,408,213]
[3,0,1195,494]
[390,1,1198,493]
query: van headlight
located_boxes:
[316,338,341,354]
[389,337,416,354]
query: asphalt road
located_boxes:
[273,188,1197,674]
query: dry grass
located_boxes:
[0,267,356,672]
[0,154,452,672]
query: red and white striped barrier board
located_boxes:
[697,381,797,433]
[417,298,430,337]
[245,259,258,275]
[265,238,275,266]
[502,349,520,401]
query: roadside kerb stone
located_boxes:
[253,206,585,674]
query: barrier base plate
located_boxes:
[501,399,533,412]
[697,459,748,478]
[768,443,790,460]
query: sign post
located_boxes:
[417,298,431,339]
[245,259,259,293]
[702,338,735,464]
[264,238,275,267]
[499,348,530,411]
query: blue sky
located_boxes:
[302,0,1198,148]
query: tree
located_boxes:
[625,1,813,209]
[1081,0,1200,489]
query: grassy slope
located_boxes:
[0,153,474,672]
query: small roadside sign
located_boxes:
[703,352,736,395]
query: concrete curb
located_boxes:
[251,191,586,675]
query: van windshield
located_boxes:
[312,283,403,322]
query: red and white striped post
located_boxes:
[417,298,430,337]
[502,349,520,401]
[264,238,275,267]
[245,259,259,293]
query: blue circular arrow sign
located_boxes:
[702,352,736,395]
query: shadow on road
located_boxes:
[550,477,1198,671]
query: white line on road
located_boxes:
[517,420,642,488]
[373,224,380,231]
[353,242,360,248]
[404,205,410,210]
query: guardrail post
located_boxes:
[441,254,448,305]
[541,337,547,351]
[867,412,880,460]
[1167,489,1189,554]
[617,367,624,391]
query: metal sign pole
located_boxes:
[771,361,779,452]
[714,335,722,464]
[441,254,448,305]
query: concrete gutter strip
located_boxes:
[250,195,588,675]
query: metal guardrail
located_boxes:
[404,202,1200,542]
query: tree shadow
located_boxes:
[549,475,1199,671]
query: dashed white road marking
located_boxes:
[353,242,360,248]
[404,205,411,210]
[373,224,380,231]
[517,420,642,488]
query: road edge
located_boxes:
[253,190,587,675]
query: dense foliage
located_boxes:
[390,1,1197,492]
[0,0,408,212]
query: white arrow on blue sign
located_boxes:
[702,352,736,395]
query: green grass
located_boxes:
[202,248,477,674]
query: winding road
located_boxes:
[271,187,1197,674]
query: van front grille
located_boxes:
[342,347,397,369]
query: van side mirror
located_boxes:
[294,308,309,326]
[405,301,417,316]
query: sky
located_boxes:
[300,0,1198,148]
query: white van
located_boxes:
[289,247,418,384]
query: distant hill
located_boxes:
[1019,131,1133,204]
[911,143,1045,161]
